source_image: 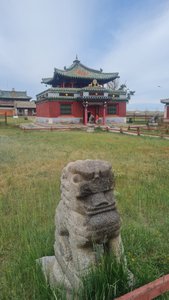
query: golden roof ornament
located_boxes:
[88,79,101,87]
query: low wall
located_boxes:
[36,116,127,125]
[36,117,82,124]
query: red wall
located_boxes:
[36,100,83,118]
[118,102,126,117]
[106,102,126,117]
[48,102,60,117]
[36,100,127,118]
[36,102,50,117]
[0,109,14,116]
[72,102,83,117]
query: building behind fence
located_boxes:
[126,111,164,123]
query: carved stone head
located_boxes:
[61,159,116,214]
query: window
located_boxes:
[59,93,74,97]
[60,104,72,115]
[107,105,117,115]
[89,92,103,96]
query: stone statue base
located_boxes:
[38,256,73,290]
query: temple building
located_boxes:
[36,58,130,125]
[161,98,169,121]
[0,89,35,116]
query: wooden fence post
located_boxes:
[137,127,140,136]
[5,112,7,125]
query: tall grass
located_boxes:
[79,253,131,300]
[0,124,169,299]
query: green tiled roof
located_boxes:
[161,98,169,104]
[36,88,79,98]
[80,86,111,93]
[50,87,79,93]
[42,59,119,85]
[36,87,129,103]
[0,89,31,100]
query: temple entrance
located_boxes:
[87,105,99,122]
[83,103,104,125]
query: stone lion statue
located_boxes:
[39,159,127,290]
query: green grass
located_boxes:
[0,115,35,127]
[0,123,169,299]
[79,253,131,300]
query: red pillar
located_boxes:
[5,112,7,125]
[84,106,88,125]
[103,102,107,125]
[83,101,88,125]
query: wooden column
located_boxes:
[84,106,88,125]
[83,101,88,125]
[103,102,107,125]
[5,112,7,125]
[167,105,169,119]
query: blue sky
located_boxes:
[0,0,169,111]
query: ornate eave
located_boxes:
[36,86,129,103]
[80,86,111,93]
[42,59,119,86]
[161,98,169,104]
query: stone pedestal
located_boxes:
[86,124,95,132]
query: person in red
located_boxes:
[95,114,99,124]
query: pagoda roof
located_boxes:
[0,89,31,100]
[42,58,119,86]
[161,98,169,104]
[36,87,129,103]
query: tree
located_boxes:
[108,82,135,100]
[107,78,119,90]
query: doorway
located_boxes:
[87,105,99,122]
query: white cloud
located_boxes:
[0,0,169,110]
[0,0,95,95]
[100,3,169,109]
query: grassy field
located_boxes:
[0,123,169,299]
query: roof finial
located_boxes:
[73,55,80,63]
